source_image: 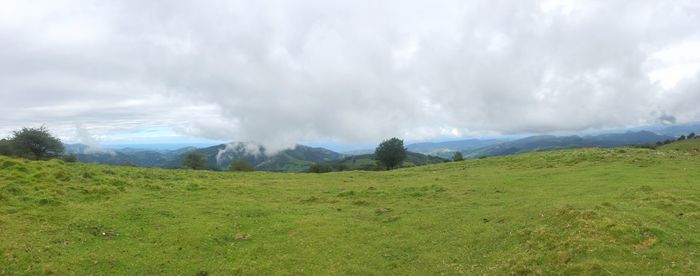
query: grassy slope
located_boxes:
[1,147,700,274]
[659,138,700,152]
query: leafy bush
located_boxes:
[62,154,78,163]
[308,163,333,173]
[0,139,14,156]
[453,152,464,161]
[230,160,254,172]
[182,151,208,170]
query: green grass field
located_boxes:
[2,145,700,274]
[659,138,700,152]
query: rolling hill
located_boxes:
[406,139,505,158]
[330,151,447,171]
[67,143,343,172]
[658,137,700,152]
[66,130,678,171]
[2,145,699,274]
[463,131,674,158]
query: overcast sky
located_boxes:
[1,0,699,151]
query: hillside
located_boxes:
[2,147,700,274]
[331,151,446,170]
[68,143,343,172]
[406,139,505,158]
[464,131,673,158]
[657,137,700,152]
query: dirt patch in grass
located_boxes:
[634,232,658,249]
[383,215,399,223]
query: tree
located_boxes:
[10,126,64,160]
[679,135,687,141]
[0,139,13,156]
[374,137,407,170]
[689,132,696,139]
[230,160,254,172]
[453,151,464,161]
[61,154,78,163]
[308,163,332,173]
[182,151,208,170]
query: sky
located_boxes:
[1,0,700,152]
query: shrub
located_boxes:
[61,154,78,163]
[308,163,333,173]
[230,160,254,172]
[453,152,464,161]
[0,139,14,156]
[182,151,208,170]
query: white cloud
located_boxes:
[1,0,699,149]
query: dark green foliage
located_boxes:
[182,151,208,170]
[374,138,407,170]
[689,132,696,139]
[0,139,13,156]
[229,160,254,172]
[8,126,64,160]
[678,135,687,141]
[308,163,333,173]
[453,152,464,161]
[61,154,78,163]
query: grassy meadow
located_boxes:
[1,145,700,274]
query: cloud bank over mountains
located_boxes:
[1,0,699,150]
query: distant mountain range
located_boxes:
[66,123,695,171]
[384,129,679,159]
[66,143,345,172]
[461,131,674,158]
[405,139,506,158]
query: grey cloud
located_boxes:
[1,0,700,148]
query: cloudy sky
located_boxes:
[1,0,699,151]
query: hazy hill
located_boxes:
[464,131,673,158]
[65,130,677,170]
[198,143,343,172]
[67,142,343,172]
[406,139,505,158]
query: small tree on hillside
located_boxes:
[10,126,64,160]
[679,135,687,141]
[308,163,332,173]
[0,139,14,156]
[230,160,254,172]
[182,151,208,170]
[689,132,696,139]
[374,137,407,170]
[453,151,464,161]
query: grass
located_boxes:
[659,138,700,152]
[1,146,700,274]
